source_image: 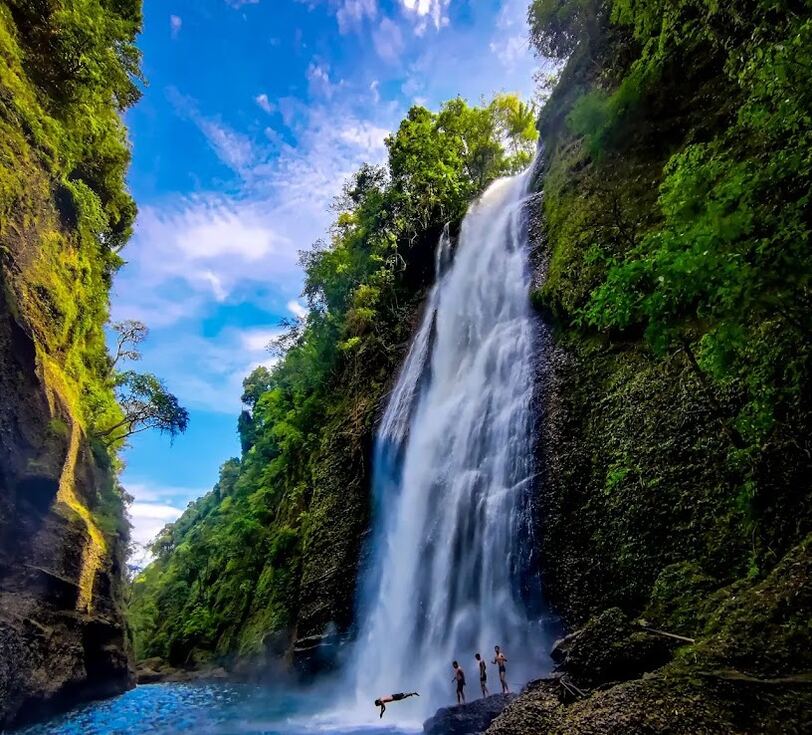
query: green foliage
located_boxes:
[528,0,602,59]
[1,1,146,567]
[582,6,812,448]
[128,94,538,665]
[529,0,812,623]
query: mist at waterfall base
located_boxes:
[20,162,553,735]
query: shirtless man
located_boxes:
[452,660,466,704]
[475,653,489,697]
[493,646,509,693]
[374,692,419,718]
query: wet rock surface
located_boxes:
[135,658,229,685]
[424,694,517,735]
[0,308,133,728]
[486,539,812,734]
[556,607,678,688]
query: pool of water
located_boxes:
[16,683,421,735]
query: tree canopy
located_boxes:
[128,94,538,665]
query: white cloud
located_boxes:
[113,196,298,327]
[225,0,260,8]
[240,326,285,352]
[126,482,203,505]
[400,0,450,34]
[196,118,256,174]
[255,93,274,114]
[490,34,528,69]
[287,300,308,318]
[169,15,182,38]
[337,121,390,151]
[336,0,377,33]
[370,79,380,103]
[307,62,337,99]
[127,493,186,566]
[168,89,259,177]
[125,482,202,559]
[373,17,404,63]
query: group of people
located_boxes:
[374,646,510,718]
[452,646,509,704]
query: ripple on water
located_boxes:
[17,683,417,735]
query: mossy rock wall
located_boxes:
[0,2,139,726]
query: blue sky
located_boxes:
[114,0,544,563]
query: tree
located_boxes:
[528,0,602,60]
[97,371,189,445]
[241,366,274,409]
[96,320,189,445]
[490,94,539,168]
[109,319,147,371]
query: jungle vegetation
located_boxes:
[128,95,539,665]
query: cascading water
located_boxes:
[348,159,549,721]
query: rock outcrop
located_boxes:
[0,299,133,728]
[486,538,812,735]
[0,2,141,725]
[424,694,517,735]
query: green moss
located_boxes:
[1,1,142,625]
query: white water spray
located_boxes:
[348,161,549,721]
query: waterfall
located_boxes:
[349,160,548,720]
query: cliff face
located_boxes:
[490,1,812,730]
[528,0,811,632]
[0,1,142,726]
[0,300,133,728]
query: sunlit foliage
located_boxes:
[128,96,538,664]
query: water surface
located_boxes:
[17,683,419,735]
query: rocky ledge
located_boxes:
[424,694,516,735]
[485,538,812,735]
[135,658,229,685]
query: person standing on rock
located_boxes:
[452,660,466,704]
[493,646,509,693]
[475,653,489,697]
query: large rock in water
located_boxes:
[424,694,517,735]
[0,306,133,728]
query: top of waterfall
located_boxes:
[436,224,453,280]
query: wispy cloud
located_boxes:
[307,61,339,98]
[169,15,182,39]
[373,17,405,63]
[400,0,450,35]
[225,0,260,8]
[168,88,258,177]
[337,0,377,33]
[125,482,201,566]
[490,34,528,68]
[255,93,274,114]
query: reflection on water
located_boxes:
[17,683,419,735]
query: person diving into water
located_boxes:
[374,692,419,718]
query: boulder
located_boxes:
[424,694,516,735]
[558,608,677,687]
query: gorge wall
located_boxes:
[489,1,811,731]
[0,1,142,727]
[129,1,811,730]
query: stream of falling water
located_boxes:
[347,159,550,721]
[19,162,551,735]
